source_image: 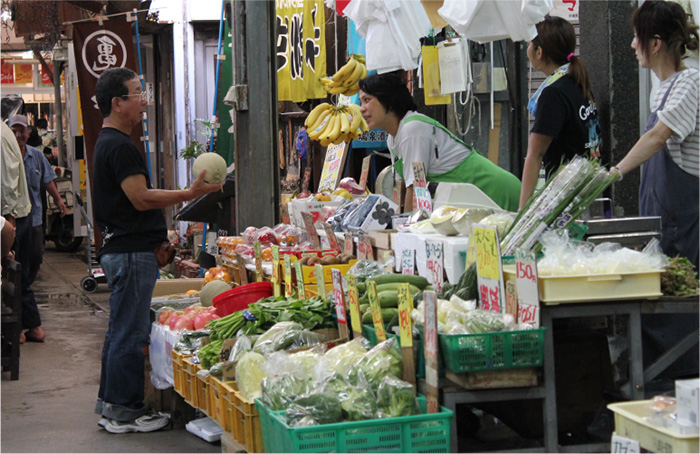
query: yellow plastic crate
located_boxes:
[301,260,357,284]
[219,379,237,436]
[181,357,199,408]
[207,376,235,434]
[195,370,209,415]
[609,400,699,453]
[503,266,662,304]
[229,382,264,454]
[171,350,185,396]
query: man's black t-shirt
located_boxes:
[93,127,166,258]
[531,75,601,176]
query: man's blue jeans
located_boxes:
[95,252,158,422]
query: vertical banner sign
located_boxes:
[412,162,432,213]
[276,0,327,102]
[425,240,445,294]
[294,261,306,298]
[253,241,263,282]
[359,155,372,190]
[272,245,281,297]
[357,233,374,261]
[367,281,387,342]
[301,211,321,249]
[331,269,349,339]
[401,249,415,275]
[322,223,340,251]
[424,290,439,413]
[398,283,416,389]
[280,202,291,225]
[314,263,328,301]
[515,248,540,328]
[235,252,249,285]
[346,274,363,337]
[473,224,505,313]
[73,18,143,252]
[284,257,293,297]
[344,233,354,255]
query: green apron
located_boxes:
[390,115,521,212]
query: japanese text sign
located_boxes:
[301,211,321,249]
[322,222,340,251]
[294,260,306,298]
[397,284,414,348]
[366,281,387,342]
[344,233,354,255]
[473,224,505,313]
[253,241,263,282]
[515,248,540,327]
[425,240,444,294]
[423,290,439,413]
[401,249,415,275]
[272,245,281,297]
[346,274,362,336]
[284,257,293,297]
[331,269,347,325]
[357,233,374,261]
[314,263,327,301]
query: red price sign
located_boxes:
[397,284,413,348]
[323,223,340,251]
[411,162,428,189]
[425,240,444,294]
[357,234,374,260]
[301,211,321,248]
[331,269,347,324]
[344,233,354,255]
[346,274,362,335]
[478,281,502,313]
[516,262,537,283]
[367,281,386,341]
[515,248,540,327]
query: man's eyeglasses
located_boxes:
[119,91,148,102]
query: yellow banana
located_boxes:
[342,61,364,88]
[360,63,368,80]
[308,108,331,135]
[323,111,342,142]
[332,57,358,82]
[305,103,330,127]
[353,53,366,64]
[339,108,351,134]
[343,86,360,96]
[327,84,346,95]
[308,113,332,140]
[320,137,332,147]
[348,108,362,132]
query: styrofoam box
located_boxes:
[433,182,501,210]
[609,400,699,453]
[677,379,700,427]
[185,417,223,443]
[503,267,662,304]
[391,231,469,284]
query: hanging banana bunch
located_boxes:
[320,54,367,96]
[304,103,369,146]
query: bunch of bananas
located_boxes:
[304,103,369,146]
[320,54,367,96]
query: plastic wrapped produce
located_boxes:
[376,375,420,418]
[235,352,268,401]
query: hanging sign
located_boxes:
[425,240,444,294]
[1,59,14,84]
[401,249,415,275]
[515,248,540,327]
[13,63,32,84]
[473,224,505,313]
[346,274,363,337]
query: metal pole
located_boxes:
[54,62,65,167]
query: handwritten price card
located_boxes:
[359,155,371,190]
[284,256,293,297]
[294,261,306,298]
[331,269,350,339]
[398,283,416,388]
[322,223,340,251]
[346,274,363,337]
[413,187,433,214]
[301,211,321,249]
[611,435,640,453]
[401,249,415,275]
[315,263,327,301]
[235,252,248,285]
[412,162,428,189]
[272,245,281,297]
[393,175,404,207]
[367,281,387,342]
[515,248,540,327]
[253,241,263,282]
[425,240,445,294]
[473,224,505,313]
[344,233,354,255]
[423,290,439,413]
[357,233,374,261]
[280,202,291,225]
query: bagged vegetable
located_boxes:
[315,338,369,381]
[268,346,326,381]
[376,375,420,418]
[349,337,403,390]
[228,334,253,362]
[235,352,268,401]
[261,373,310,411]
[285,391,343,427]
[253,321,324,355]
[321,373,377,422]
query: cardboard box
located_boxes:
[369,230,396,249]
[152,278,204,297]
[677,379,700,427]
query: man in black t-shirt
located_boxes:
[92,68,220,434]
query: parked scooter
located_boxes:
[45,167,83,252]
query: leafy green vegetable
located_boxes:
[349,337,403,390]
[661,256,699,296]
[376,375,420,418]
[285,392,343,427]
[261,374,310,411]
[316,338,368,380]
[235,352,268,401]
[321,374,377,421]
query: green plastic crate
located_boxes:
[255,396,452,453]
[439,328,546,373]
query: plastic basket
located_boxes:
[182,357,199,407]
[171,350,191,396]
[208,376,234,435]
[213,281,273,316]
[439,328,546,373]
[195,371,209,415]
[230,383,264,454]
[254,395,452,453]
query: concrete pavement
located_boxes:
[1,245,231,453]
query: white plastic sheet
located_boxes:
[343,0,432,73]
[438,0,553,43]
[149,322,182,390]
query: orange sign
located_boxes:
[13,64,33,84]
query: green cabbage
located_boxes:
[349,337,403,390]
[235,352,267,401]
[376,375,420,418]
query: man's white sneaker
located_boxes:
[103,412,170,434]
[98,417,108,428]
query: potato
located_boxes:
[322,255,340,265]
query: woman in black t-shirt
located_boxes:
[519,16,602,208]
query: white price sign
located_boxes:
[331,269,347,324]
[414,187,433,214]
[425,240,444,294]
[401,249,415,275]
[611,434,640,453]
[515,248,540,327]
[423,290,439,414]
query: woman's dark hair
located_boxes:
[533,15,594,103]
[27,125,42,148]
[358,71,417,118]
[95,67,138,117]
[632,0,699,71]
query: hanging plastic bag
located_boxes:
[422,45,451,105]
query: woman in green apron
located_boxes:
[358,72,521,213]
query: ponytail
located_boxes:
[567,55,594,104]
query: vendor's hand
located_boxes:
[189,170,223,199]
[57,199,67,218]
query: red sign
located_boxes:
[41,63,53,85]
[1,59,14,84]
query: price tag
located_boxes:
[235,252,248,285]
[393,175,404,209]
[315,263,327,301]
[611,435,640,453]
[411,162,428,189]
[381,250,394,273]
[284,256,293,297]
[346,274,363,337]
[253,240,263,282]
[332,269,350,339]
[294,260,306,298]
[425,240,444,294]
[515,248,540,327]
[322,222,340,251]
[367,281,386,342]
[473,224,505,313]
[397,284,413,348]
[344,233,354,255]
[505,280,517,317]
[359,155,372,190]
[280,202,291,225]
[357,233,374,261]
[272,245,281,297]
[423,290,439,413]
[301,211,321,249]
[401,249,415,275]
[413,186,433,214]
